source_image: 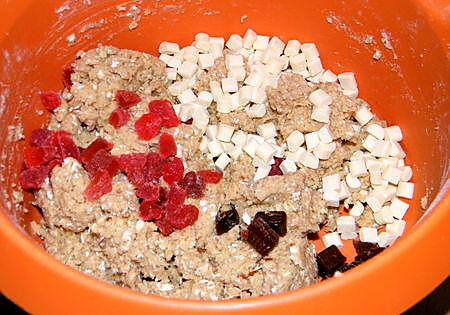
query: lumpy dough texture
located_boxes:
[33,45,375,300]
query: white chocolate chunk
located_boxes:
[198,53,215,69]
[253,35,270,50]
[243,29,257,49]
[318,125,334,143]
[257,122,277,139]
[243,139,259,158]
[355,107,374,126]
[322,173,340,192]
[384,125,403,141]
[304,131,320,151]
[338,72,357,91]
[197,91,213,107]
[159,41,180,54]
[336,216,356,233]
[216,123,235,142]
[286,130,305,152]
[313,142,336,160]
[349,201,365,217]
[311,105,331,123]
[378,232,397,248]
[231,130,247,147]
[400,166,413,182]
[178,89,197,104]
[246,103,267,118]
[366,124,385,140]
[279,159,297,174]
[254,165,271,182]
[221,77,238,93]
[206,125,218,140]
[349,159,368,177]
[321,232,343,248]
[207,140,224,157]
[301,43,320,60]
[359,227,378,243]
[255,142,276,162]
[307,57,324,76]
[226,34,243,52]
[299,151,319,169]
[178,61,198,78]
[284,40,301,56]
[215,153,231,171]
[390,197,410,219]
[396,182,414,199]
[382,166,403,185]
[309,89,332,107]
[320,70,338,83]
[386,219,406,237]
[345,173,361,189]
[373,206,394,224]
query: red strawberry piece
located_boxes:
[109,107,130,128]
[39,91,61,111]
[62,66,74,89]
[182,118,193,125]
[139,201,165,221]
[145,152,164,181]
[148,99,180,128]
[80,138,113,165]
[115,90,141,109]
[84,170,112,202]
[162,157,184,185]
[156,186,168,205]
[155,218,175,236]
[117,153,147,187]
[167,204,199,230]
[19,166,49,190]
[167,183,187,206]
[136,182,160,201]
[47,159,62,171]
[159,133,177,158]
[50,130,80,160]
[30,129,53,147]
[180,171,206,198]
[135,113,163,140]
[84,149,119,177]
[23,147,45,168]
[273,157,284,166]
[268,165,283,176]
[197,170,223,184]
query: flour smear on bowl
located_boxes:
[21,29,415,300]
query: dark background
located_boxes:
[1,277,448,314]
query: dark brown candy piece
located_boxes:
[255,211,287,236]
[215,206,239,235]
[337,261,361,273]
[353,240,384,262]
[316,245,346,278]
[246,216,279,256]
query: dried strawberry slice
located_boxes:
[62,66,74,89]
[118,153,147,187]
[139,201,165,221]
[109,107,130,128]
[47,159,62,171]
[39,91,61,111]
[135,113,163,140]
[158,133,177,158]
[162,157,184,185]
[197,170,223,184]
[115,90,141,109]
[136,182,160,201]
[23,147,45,168]
[145,152,164,181]
[30,129,53,147]
[19,166,49,190]
[80,138,113,165]
[156,186,168,205]
[167,183,187,206]
[155,217,175,236]
[84,149,119,177]
[50,130,80,160]
[167,204,199,230]
[84,170,112,202]
[148,99,180,128]
[180,171,206,198]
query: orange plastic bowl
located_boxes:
[0,1,449,314]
